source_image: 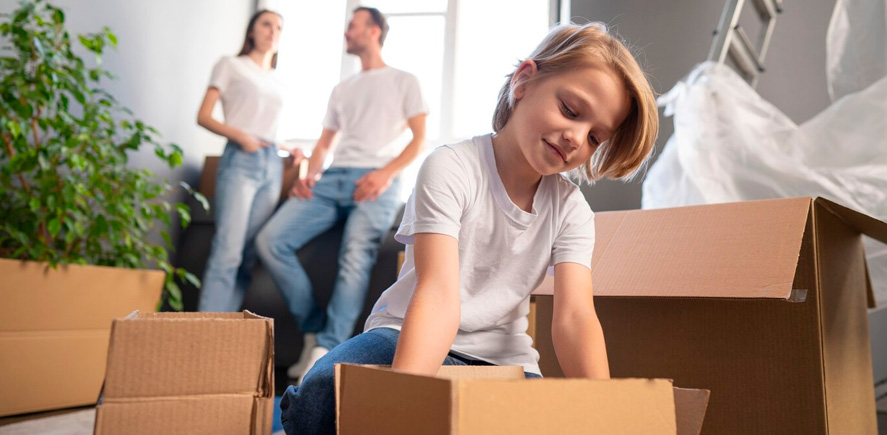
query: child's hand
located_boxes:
[353,169,393,202]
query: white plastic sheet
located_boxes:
[827,0,887,101]
[643,61,887,305]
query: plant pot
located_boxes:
[0,258,163,416]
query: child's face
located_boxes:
[510,63,630,176]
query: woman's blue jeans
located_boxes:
[198,141,281,312]
[279,327,542,435]
[255,168,402,350]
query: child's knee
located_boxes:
[300,362,336,397]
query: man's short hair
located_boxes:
[354,6,389,46]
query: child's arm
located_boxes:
[391,233,461,376]
[551,262,610,379]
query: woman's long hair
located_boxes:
[237,10,282,69]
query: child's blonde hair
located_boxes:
[492,22,658,181]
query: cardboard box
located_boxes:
[0,259,163,416]
[93,311,274,435]
[532,197,886,434]
[336,364,710,435]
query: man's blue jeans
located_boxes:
[255,167,402,349]
[279,327,542,434]
[199,141,282,312]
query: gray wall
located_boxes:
[570,0,836,211]
[1,0,252,249]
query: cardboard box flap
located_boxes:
[673,387,710,435]
[457,378,677,435]
[336,364,454,435]
[815,197,884,308]
[102,311,273,399]
[536,197,812,299]
[815,197,887,245]
[94,395,260,435]
[130,311,251,320]
[435,365,524,380]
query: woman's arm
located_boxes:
[196,87,265,152]
[391,232,461,376]
[551,262,610,379]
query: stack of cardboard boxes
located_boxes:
[93,311,274,435]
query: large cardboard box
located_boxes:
[0,259,163,416]
[336,364,710,435]
[532,197,886,434]
[93,311,274,435]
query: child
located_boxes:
[280,22,658,435]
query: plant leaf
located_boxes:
[47,217,60,237]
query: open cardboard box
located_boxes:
[93,311,274,435]
[336,364,710,435]
[531,197,886,434]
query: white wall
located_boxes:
[1,0,253,248]
[53,0,252,179]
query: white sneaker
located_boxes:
[295,346,329,385]
[287,333,317,379]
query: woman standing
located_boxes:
[197,10,288,312]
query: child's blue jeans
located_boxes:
[279,327,541,434]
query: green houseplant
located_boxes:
[0,0,207,310]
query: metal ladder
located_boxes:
[708,0,783,87]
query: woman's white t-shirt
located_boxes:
[209,55,285,142]
[364,134,596,375]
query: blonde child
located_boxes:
[280,22,658,434]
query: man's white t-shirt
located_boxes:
[323,66,427,168]
[364,134,596,375]
[209,55,285,142]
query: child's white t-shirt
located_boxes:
[322,66,428,168]
[209,55,285,142]
[364,134,596,375]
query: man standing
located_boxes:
[255,6,427,382]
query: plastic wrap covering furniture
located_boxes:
[827,0,887,101]
[643,62,887,306]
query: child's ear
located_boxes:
[511,60,538,100]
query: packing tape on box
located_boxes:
[788,289,808,303]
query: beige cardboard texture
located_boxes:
[336,364,708,435]
[94,311,273,435]
[0,259,162,416]
[532,197,882,435]
[537,197,811,299]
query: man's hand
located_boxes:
[289,147,306,167]
[237,132,269,153]
[353,169,393,202]
[291,176,317,199]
